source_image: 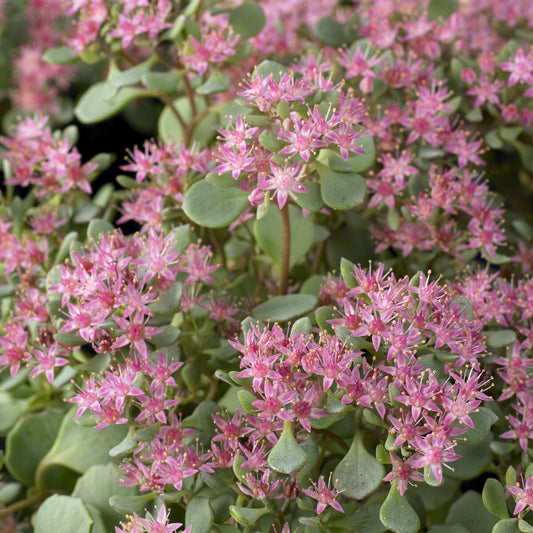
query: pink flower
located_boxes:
[302,474,345,514]
[383,453,424,495]
[258,160,308,209]
[507,476,533,516]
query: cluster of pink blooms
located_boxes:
[50,228,221,355]
[507,475,533,517]
[118,140,210,230]
[116,504,191,533]
[3,0,75,117]
[180,11,239,76]
[213,67,365,210]
[0,116,98,196]
[65,0,173,52]
[65,262,498,511]
[452,269,533,455]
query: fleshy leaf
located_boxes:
[267,421,307,474]
[72,464,138,532]
[87,219,115,242]
[109,493,156,515]
[196,71,231,95]
[108,57,157,88]
[313,18,346,47]
[333,433,384,500]
[157,96,206,144]
[229,3,266,39]
[290,317,312,335]
[229,505,269,526]
[483,478,509,519]
[186,496,214,533]
[254,204,314,268]
[34,494,94,533]
[446,436,492,480]
[183,179,249,228]
[42,46,78,65]
[460,407,499,445]
[252,294,317,322]
[493,519,521,533]
[316,161,366,210]
[75,82,150,124]
[427,0,458,20]
[379,480,420,533]
[142,71,183,93]
[445,490,499,532]
[486,329,517,348]
[39,407,127,476]
[5,410,63,486]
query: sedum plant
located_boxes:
[0,0,532,532]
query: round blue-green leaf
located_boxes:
[39,407,127,475]
[35,494,94,533]
[157,96,206,144]
[87,218,115,242]
[291,317,312,335]
[427,0,458,20]
[148,282,183,315]
[428,526,470,533]
[294,181,324,212]
[486,329,517,348]
[229,3,265,40]
[5,410,63,486]
[255,60,287,83]
[42,46,78,65]
[267,421,307,474]
[519,519,533,532]
[142,70,183,93]
[334,433,384,500]
[446,491,498,532]
[73,463,138,531]
[149,325,180,347]
[313,18,346,47]
[379,480,420,533]
[461,407,499,446]
[186,496,214,533]
[252,294,317,322]
[493,519,521,533]
[254,204,314,268]
[483,478,509,519]
[75,82,150,124]
[316,161,366,210]
[108,57,156,88]
[229,505,269,527]
[446,436,492,480]
[183,180,249,228]
[196,71,231,95]
[329,504,386,532]
[109,493,156,516]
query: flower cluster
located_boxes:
[1,116,98,196]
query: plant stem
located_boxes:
[280,204,291,295]
[157,93,188,134]
[0,493,48,519]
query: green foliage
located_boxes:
[75,82,151,124]
[229,3,266,40]
[267,421,307,473]
[34,494,98,533]
[483,478,509,519]
[254,205,314,268]
[380,480,421,533]
[333,433,385,500]
[251,294,317,321]
[183,179,249,228]
[315,161,366,210]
